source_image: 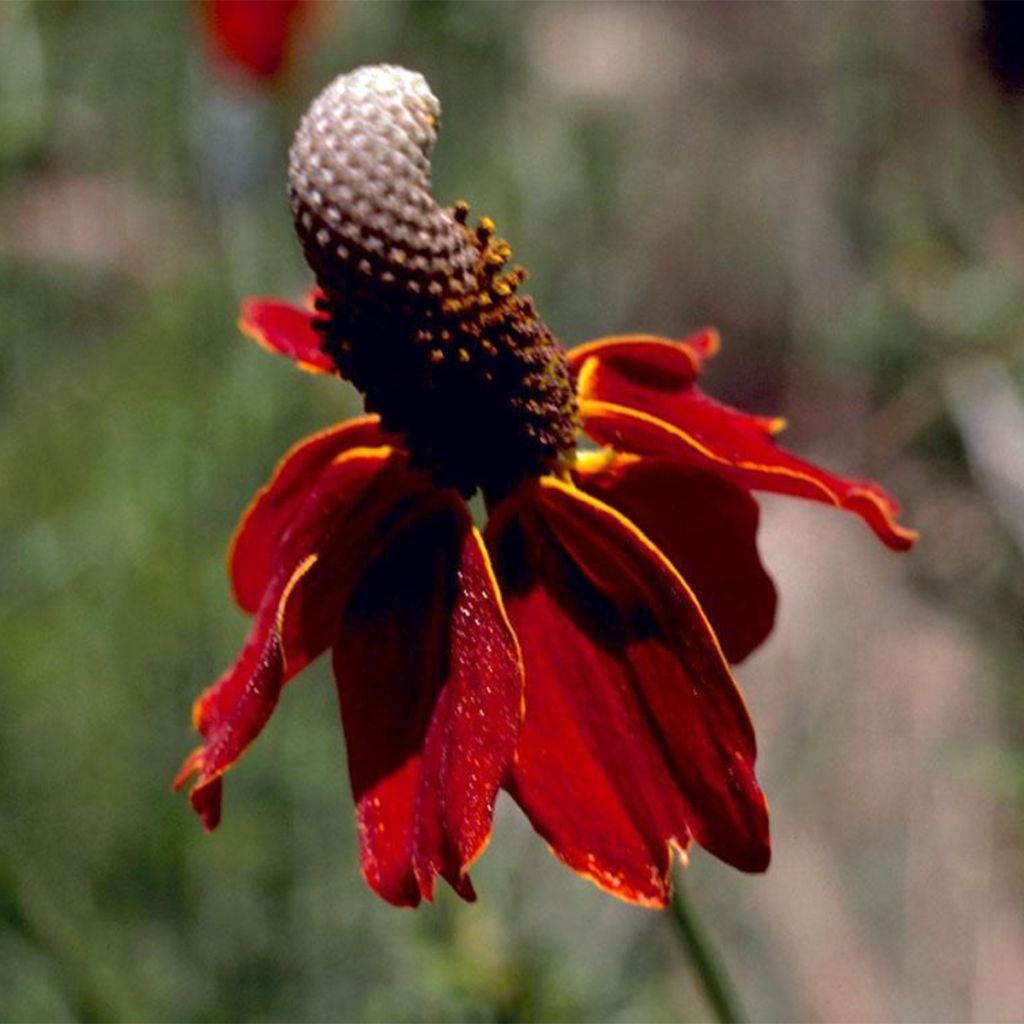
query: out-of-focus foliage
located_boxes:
[1,2,1022,1021]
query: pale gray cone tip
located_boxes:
[287,64,477,293]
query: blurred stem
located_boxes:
[669,875,744,1024]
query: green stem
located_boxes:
[668,875,745,1024]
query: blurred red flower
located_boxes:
[174,292,915,908]
[203,0,308,82]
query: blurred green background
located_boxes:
[2,1,1023,1020]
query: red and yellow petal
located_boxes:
[575,452,777,664]
[574,338,916,551]
[486,478,769,908]
[175,445,432,830]
[229,416,397,614]
[568,328,720,385]
[332,502,523,907]
[239,296,337,375]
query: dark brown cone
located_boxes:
[288,65,578,497]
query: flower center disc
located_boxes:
[287,64,578,498]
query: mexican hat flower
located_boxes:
[175,65,916,908]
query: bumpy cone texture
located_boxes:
[288,64,578,496]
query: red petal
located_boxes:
[238,297,337,375]
[174,563,295,830]
[568,328,720,384]
[333,505,523,907]
[575,453,777,664]
[204,0,307,81]
[575,338,917,551]
[176,446,427,829]
[229,416,395,614]
[486,479,769,907]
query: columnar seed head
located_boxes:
[288,64,477,294]
[287,65,578,498]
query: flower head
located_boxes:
[287,65,577,498]
[176,65,916,908]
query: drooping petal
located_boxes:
[486,479,769,907]
[575,453,777,664]
[574,337,917,551]
[176,445,431,829]
[229,416,398,613]
[238,296,338,375]
[332,503,523,907]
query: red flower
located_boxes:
[176,66,915,908]
[203,0,308,83]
